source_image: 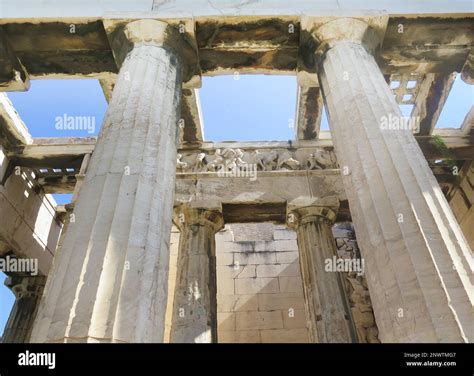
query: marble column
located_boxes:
[2,275,46,343]
[287,197,354,343]
[304,16,474,342]
[170,205,223,343]
[30,19,183,343]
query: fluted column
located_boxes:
[31,20,183,343]
[2,275,46,343]
[287,197,354,343]
[305,16,474,342]
[170,204,223,343]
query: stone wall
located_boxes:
[0,145,62,275]
[449,161,474,251]
[164,221,385,343]
[164,222,310,343]
[215,223,309,343]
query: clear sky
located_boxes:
[0,73,472,335]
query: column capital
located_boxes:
[123,19,171,46]
[103,18,201,88]
[5,275,46,299]
[173,203,224,233]
[286,196,339,228]
[300,14,388,68]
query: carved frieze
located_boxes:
[176,147,337,173]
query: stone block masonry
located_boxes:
[215,223,310,343]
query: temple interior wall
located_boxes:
[0,145,61,275]
[163,221,382,343]
[164,223,310,343]
[448,161,474,250]
[215,223,309,343]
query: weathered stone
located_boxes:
[217,265,256,279]
[170,205,224,343]
[218,330,260,343]
[217,295,259,312]
[282,309,308,329]
[287,197,354,343]
[256,263,300,278]
[260,328,310,343]
[315,19,474,342]
[30,20,183,343]
[2,275,46,343]
[217,312,235,332]
[276,251,300,264]
[235,277,280,295]
[1,5,472,347]
[236,311,283,330]
[258,293,306,311]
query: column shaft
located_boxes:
[319,40,474,342]
[31,23,182,342]
[2,275,45,343]
[170,207,223,343]
[289,199,354,343]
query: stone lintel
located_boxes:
[0,15,472,79]
[103,17,201,88]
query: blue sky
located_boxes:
[1,73,472,336]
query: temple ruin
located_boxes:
[0,1,473,343]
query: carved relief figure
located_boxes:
[307,149,334,170]
[192,152,206,172]
[254,149,300,171]
[176,153,188,171]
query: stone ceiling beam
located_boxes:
[461,49,473,84]
[295,86,323,140]
[460,106,473,137]
[180,88,204,143]
[0,27,30,92]
[0,93,32,150]
[412,73,456,136]
[8,137,96,169]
